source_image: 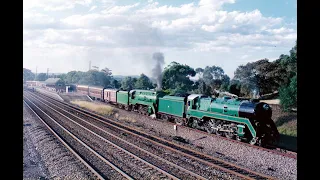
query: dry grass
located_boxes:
[271,104,297,137]
[70,100,114,116]
[115,113,137,123]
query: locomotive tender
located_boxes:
[76,85,280,146]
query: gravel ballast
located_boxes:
[23,101,92,179]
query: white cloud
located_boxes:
[101,3,140,14]
[23,0,93,11]
[89,6,97,12]
[201,24,222,32]
[137,3,194,16]
[23,0,296,78]
[266,27,295,34]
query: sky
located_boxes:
[23,0,297,79]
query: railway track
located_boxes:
[24,93,206,179]
[24,92,208,180]
[25,90,276,180]
[74,91,296,159]
[23,99,130,180]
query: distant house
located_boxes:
[65,84,77,92]
[44,78,65,92]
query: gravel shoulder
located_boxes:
[23,101,92,179]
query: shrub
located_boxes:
[279,75,297,111]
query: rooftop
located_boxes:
[44,78,61,85]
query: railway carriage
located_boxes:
[76,85,89,95]
[103,89,118,104]
[88,86,104,100]
[26,81,37,87]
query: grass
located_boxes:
[274,116,297,137]
[70,100,136,123]
[271,104,297,137]
[277,123,297,137]
[70,100,114,116]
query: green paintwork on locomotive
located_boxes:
[186,95,256,138]
[116,91,129,105]
[206,96,242,116]
[158,96,186,117]
[129,90,166,114]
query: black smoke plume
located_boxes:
[151,52,165,90]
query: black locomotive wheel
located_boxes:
[162,115,169,121]
[249,137,257,145]
[174,118,184,126]
[225,132,234,139]
[216,131,223,136]
[205,120,217,134]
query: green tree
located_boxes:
[23,68,35,82]
[111,79,121,89]
[36,73,48,81]
[193,79,211,96]
[101,67,112,76]
[228,79,241,96]
[234,59,277,97]
[79,70,112,87]
[66,71,80,84]
[134,74,154,90]
[279,75,297,111]
[162,61,196,92]
[195,68,204,78]
[121,76,136,90]
[57,74,67,82]
[200,65,230,93]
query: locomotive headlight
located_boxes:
[263,104,270,110]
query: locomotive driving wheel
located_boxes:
[225,124,236,139]
[224,131,234,139]
[205,119,217,134]
[215,123,223,136]
[249,137,258,145]
[188,118,199,129]
[162,115,169,121]
[138,105,144,114]
[174,118,184,126]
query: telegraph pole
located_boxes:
[47,68,49,79]
[89,61,91,71]
[34,66,37,80]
